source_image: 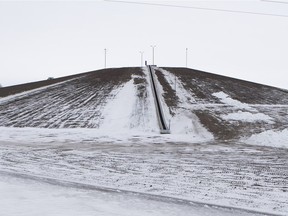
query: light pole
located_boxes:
[151,45,156,65]
[139,51,144,67]
[104,48,107,68]
[186,48,188,68]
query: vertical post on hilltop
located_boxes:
[151,45,156,65]
[186,48,188,68]
[139,51,144,67]
[175,72,176,95]
[104,48,107,68]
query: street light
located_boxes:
[186,48,188,68]
[104,48,107,68]
[139,51,144,67]
[151,45,156,65]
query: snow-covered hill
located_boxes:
[0,66,287,146]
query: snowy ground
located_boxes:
[0,172,267,216]
[0,136,287,215]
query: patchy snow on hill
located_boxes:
[212,91,274,124]
[212,91,255,111]
[100,79,153,132]
[221,111,274,123]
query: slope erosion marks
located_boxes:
[0,68,139,128]
[162,67,288,104]
[0,70,99,98]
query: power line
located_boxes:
[261,0,288,4]
[104,0,288,18]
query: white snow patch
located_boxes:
[213,91,274,123]
[170,111,213,140]
[221,111,274,123]
[100,73,159,133]
[243,129,288,148]
[100,80,136,131]
[212,91,254,110]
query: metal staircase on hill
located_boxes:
[147,65,170,134]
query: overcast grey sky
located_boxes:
[0,0,288,89]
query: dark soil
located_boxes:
[0,67,140,128]
[162,67,288,104]
[1,66,287,141]
[159,67,288,140]
[154,68,179,116]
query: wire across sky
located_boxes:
[104,0,288,18]
[261,0,288,4]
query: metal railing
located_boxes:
[147,65,170,134]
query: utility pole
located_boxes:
[186,48,188,68]
[104,48,107,68]
[151,45,156,65]
[139,51,144,67]
[175,71,177,95]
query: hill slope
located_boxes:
[0,67,157,131]
[0,66,287,144]
[154,67,288,141]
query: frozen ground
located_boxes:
[0,137,287,215]
[0,172,266,216]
